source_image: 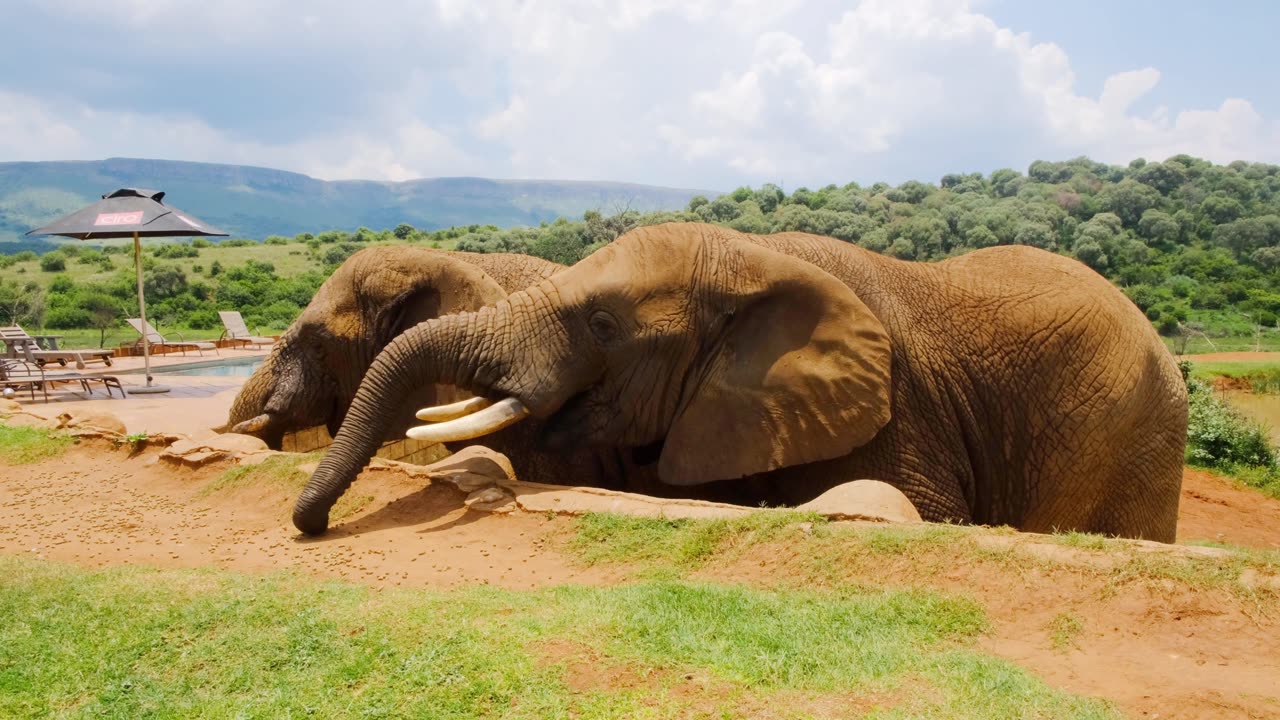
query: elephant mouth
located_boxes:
[406,396,532,443]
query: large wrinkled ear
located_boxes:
[658,241,892,485]
[369,253,510,340]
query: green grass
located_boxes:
[202,452,373,521]
[571,511,824,569]
[568,513,1280,605]
[0,424,73,464]
[0,556,1118,719]
[202,452,322,495]
[1052,531,1111,551]
[1188,360,1280,393]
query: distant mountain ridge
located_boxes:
[0,158,716,249]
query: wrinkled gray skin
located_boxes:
[225,246,564,450]
[295,223,1188,542]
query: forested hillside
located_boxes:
[2,154,1278,352]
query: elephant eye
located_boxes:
[588,309,621,344]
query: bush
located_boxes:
[1185,379,1277,468]
[153,243,199,259]
[191,238,211,248]
[13,250,38,263]
[220,239,258,248]
[39,254,66,272]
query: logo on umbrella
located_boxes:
[94,211,144,226]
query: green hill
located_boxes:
[0,158,715,246]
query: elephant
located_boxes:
[224,246,564,449]
[294,222,1188,542]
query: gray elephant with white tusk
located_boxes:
[224,246,564,449]
[295,222,1187,542]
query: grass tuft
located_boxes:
[0,424,73,464]
[202,452,321,495]
[1047,613,1085,651]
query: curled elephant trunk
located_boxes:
[292,302,519,535]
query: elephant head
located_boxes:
[295,223,893,534]
[225,246,560,448]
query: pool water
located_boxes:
[149,357,265,377]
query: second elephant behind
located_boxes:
[225,246,564,448]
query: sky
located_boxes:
[0,0,1275,191]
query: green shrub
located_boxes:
[191,237,211,248]
[39,254,66,272]
[153,243,199,259]
[1185,378,1277,468]
[13,250,38,263]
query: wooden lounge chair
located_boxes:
[217,311,276,349]
[126,319,218,356]
[0,359,126,401]
[0,325,114,369]
[0,359,48,401]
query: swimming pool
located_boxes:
[120,356,265,377]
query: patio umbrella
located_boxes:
[26,188,229,393]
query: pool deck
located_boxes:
[6,346,270,438]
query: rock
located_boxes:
[159,433,266,468]
[795,480,923,523]
[205,433,269,454]
[54,411,127,436]
[2,413,45,428]
[464,487,516,514]
[423,446,515,492]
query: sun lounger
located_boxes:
[127,318,218,356]
[0,359,125,401]
[0,325,114,369]
[0,359,48,401]
[217,311,276,349]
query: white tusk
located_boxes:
[406,397,530,443]
[415,396,494,422]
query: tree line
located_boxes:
[1,154,1278,345]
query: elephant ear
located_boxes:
[658,241,892,485]
[367,252,511,341]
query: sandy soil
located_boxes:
[2,442,1278,719]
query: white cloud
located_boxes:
[0,91,473,182]
[1,0,1276,187]
[655,0,1278,184]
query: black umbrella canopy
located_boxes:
[25,188,228,240]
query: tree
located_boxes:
[1137,209,1180,245]
[0,280,45,327]
[1132,161,1186,195]
[81,291,125,347]
[393,223,417,240]
[1097,179,1160,227]
[1201,193,1245,225]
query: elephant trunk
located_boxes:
[292,302,518,535]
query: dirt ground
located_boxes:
[2,442,1279,719]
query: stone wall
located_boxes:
[281,425,450,465]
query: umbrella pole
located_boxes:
[130,231,169,394]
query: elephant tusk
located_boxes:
[406,397,530,443]
[415,396,494,422]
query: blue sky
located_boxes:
[0,0,1274,190]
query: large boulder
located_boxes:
[53,410,128,437]
[795,480,923,523]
